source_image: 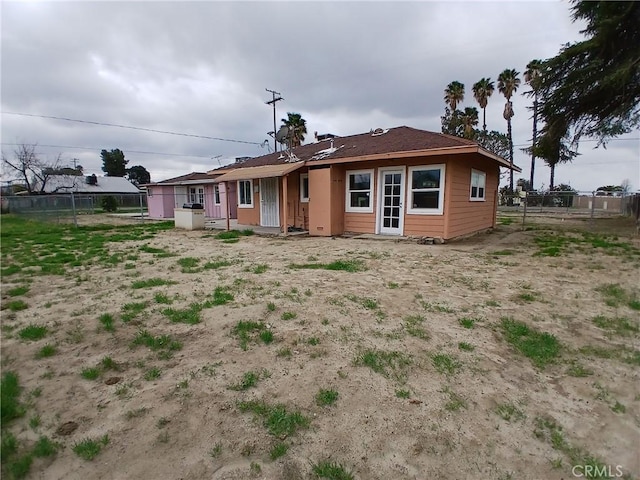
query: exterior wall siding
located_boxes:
[236,182,260,225]
[444,157,499,239]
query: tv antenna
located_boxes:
[265,88,283,153]
[211,155,222,166]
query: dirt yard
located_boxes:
[1,215,639,480]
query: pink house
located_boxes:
[145,172,237,220]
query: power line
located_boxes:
[0,142,215,159]
[1,111,263,146]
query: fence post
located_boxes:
[70,192,78,227]
[540,191,544,212]
[590,191,596,229]
[522,191,527,230]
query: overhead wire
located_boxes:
[1,111,264,146]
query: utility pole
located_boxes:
[265,88,283,153]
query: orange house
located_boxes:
[211,126,521,240]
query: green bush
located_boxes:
[101,196,118,213]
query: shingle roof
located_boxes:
[208,126,515,171]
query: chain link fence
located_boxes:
[1,193,147,225]
[498,190,639,228]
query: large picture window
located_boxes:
[300,174,309,202]
[238,180,253,208]
[407,165,445,215]
[189,186,204,205]
[470,169,486,201]
[346,169,374,213]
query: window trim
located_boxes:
[237,179,253,208]
[470,169,486,201]
[300,173,309,203]
[345,169,374,213]
[406,164,445,215]
[189,186,205,205]
[213,184,221,205]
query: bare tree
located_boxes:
[2,144,78,193]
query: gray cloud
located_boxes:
[2,1,637,191]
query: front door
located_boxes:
[378,169,405,235]
[260,177,280,227]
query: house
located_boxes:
[38,175,141,194]
[145,172,236,220]
[211,126,521,240]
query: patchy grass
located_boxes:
[177,257,201,273]
[500,317,561,368]
[236,400,310,438]
[403,315,429,339]
[232,320,266,350]
[162,304,202,325]
[18,324,48,341]
[592,315,638,336]
[153,292,173,305]
[432,353,462,375]
[132,330,182,352]
[458,341,475,352]
[1,371,25,424]
[131,278,178,289]
[354,349,412,382]
[7,285,29,297]
[495,403,526,422]
[269,442,288,460]
[288,259,367,273]
[205,286,234,306]
[458,317,477,329]
[72,435,109,460]
[80,367,101,380]
[6,300,28,312]
[281,311,297,321]
[228,370,270,391]
[35,344,57,359]
[311,460,354,480]
[121,302,149,323]
[315,388,339,406]
[98,313,115,332]
[204,259,233,270]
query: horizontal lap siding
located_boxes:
[445,158,498,239]
[403,216,445,237]
[344,212,375,233]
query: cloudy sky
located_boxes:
[2,0,638,191]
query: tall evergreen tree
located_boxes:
[101,149,128,177]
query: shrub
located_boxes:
[101,196,118,212]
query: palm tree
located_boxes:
[524,59,543,190]
[472,78,495,133]
[497,68,521,194]
[444,81,465,111]
[461,107,479,139]
[281,112,308,148]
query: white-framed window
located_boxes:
[189,186,204,205]
[406,164,445,215]
[300,174,309,202]
[470,169,486,201]
[238,179,253,208]
[214,184,221,205]
[345,169,374,213]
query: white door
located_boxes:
[378,169,405,235]
[174,186,188,207]
[260,177,280,227]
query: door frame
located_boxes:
[375,166,406,235]
[259,177,280,228]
